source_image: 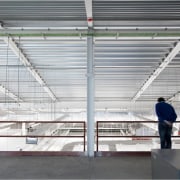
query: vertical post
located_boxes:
[22,122,26,135]
[83,121,86,152]
[87,30,94,157]
[96,121,99,152]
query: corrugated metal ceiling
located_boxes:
[0,0,180,117]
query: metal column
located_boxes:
[87,32,94,157]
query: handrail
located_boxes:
[96,121,180,152]
[0,121,86,152]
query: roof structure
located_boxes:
[0,0,180,117]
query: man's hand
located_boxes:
[164,120,172,126]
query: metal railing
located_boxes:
[96,121,180,152]
[1,120,180,152]
[0,121,86,151]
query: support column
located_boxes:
[87,31,94,157]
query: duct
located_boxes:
[1,31,180,37]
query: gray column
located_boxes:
[87,32,94,157]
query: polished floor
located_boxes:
[0,154,151,179]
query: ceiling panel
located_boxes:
[0,0,180,118]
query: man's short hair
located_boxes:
[157,97,165,102]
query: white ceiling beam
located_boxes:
[0,84,23,102]
[84,0,93,28]
[3,37,57,101]
[168,91,180,102]
[132,41,180,101]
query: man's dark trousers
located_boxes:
[158,122,172,149]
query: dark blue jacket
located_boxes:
[155,102,177,122]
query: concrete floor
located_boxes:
[0,154,152,179]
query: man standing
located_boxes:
[155,97,177,149]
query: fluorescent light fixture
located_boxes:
[133,41,180,101]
